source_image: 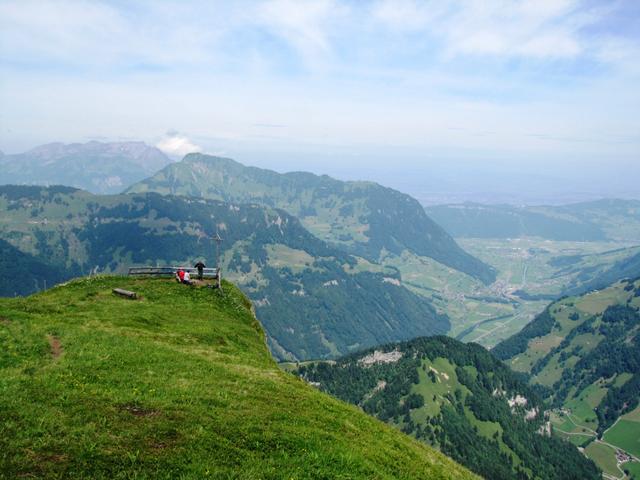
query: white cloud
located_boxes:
[0,0,226,68]
[156,133,202,158]
[371,0,448,32]
[255,0,347,69]
[0,0,632,71]
[0,0,637,166]
[372,0,588,59]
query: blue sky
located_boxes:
[0,0,638,201]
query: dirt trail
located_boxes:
[566,413,597,435]
[47,335,63,359]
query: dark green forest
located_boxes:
[549,304,640,434]
[0,239,73,297]
[297,336,600,480]
[492,306,558,360]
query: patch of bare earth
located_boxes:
[119,403,160,417]
[149,429,180,451]
[0,316,10,325]
[38,453,68,464]
[20,449,69,477]
[47,335,63,359]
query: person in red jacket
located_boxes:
[175,269,193,285]
[176,269,185,283]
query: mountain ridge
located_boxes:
[127,153,497,284]
[426,200,640,242]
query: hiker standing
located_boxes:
[194,261,206,280]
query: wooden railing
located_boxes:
[127,266,220,279]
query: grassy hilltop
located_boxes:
[0,276,475,479]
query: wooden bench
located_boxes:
[113,288,138,299]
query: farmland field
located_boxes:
[604,406,640,460]
[621,406,640,423]
[585,442,621,478]
[564,383,607,427]
[627,461,640,480]
[604,420,640,459]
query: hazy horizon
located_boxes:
[2,137,639,206]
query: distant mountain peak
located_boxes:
[0,141,173,194]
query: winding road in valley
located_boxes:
[471,310,528,344]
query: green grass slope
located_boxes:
[295,336,600,480]
[0,276,476,479]
[126,153,496,284]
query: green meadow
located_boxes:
[604,405,640,459]
[0,276,476,479]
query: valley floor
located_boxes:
[383,238,640,348]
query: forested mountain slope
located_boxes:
[0,185,448,361]
[0,276,476,479]
[295,336,600,480]
[427,199,640,242]
[0,238,72,297]
[127,153,496,284]
[493,278,640,476]
[0,141,172,194]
